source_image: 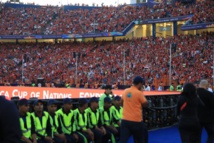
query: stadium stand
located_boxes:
[188,0,214,25]
[0,0,213,35]
[0,6,60,35]
[0,32,213,89]
[0,1,213,143]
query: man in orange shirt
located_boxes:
[119,76,148,143]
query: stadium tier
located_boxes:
[0,0,213,89]
[0,33,213,89]
[0,0,213,35]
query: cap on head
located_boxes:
[113,96,121,101]
[133,76,145,85]
[104,96,112,103]
[78,98,88,105]
[63,98,72,104]
[18,99,29,106]
[89,97,99,103]
[48,99,59,106]
[33,100,43,106]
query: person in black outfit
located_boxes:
[197,80,214,143]
[0,95,22,143]
[177,83,201,143]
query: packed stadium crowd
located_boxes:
[185,0,214,25]
[0,0,213,35]
[0,7,60,35]
[0,0,214,143]
[0,32,213,89]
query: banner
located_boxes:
[0,86,180,100]
[159,26,171,31]
[135,15,193,24]
[82,33,103,38]
[0,35,24,39]
[63,5,100,11]
[0,35,63,39]
[5,3,41,8]
[62,34,82,39]
[42,35,62,39]
[0,32,124,40]
[181,22,214,30]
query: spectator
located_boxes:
[177,83,201,143]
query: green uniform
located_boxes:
[56,108,78,143]
[31,111,52,139]
[20,112,35,139]
[49,113,63,137]
[100,108,116,143]
[110,106,123,127]
[99,93,113,109]
[85,107,101,129]
[85,107,114,143]
[56,108,76,135]
[65,84,70,88]
[176,85,182,91]
[73,108,89,143]
[170,85,174,91]
[74,109,88,132]
[100,108,113,126]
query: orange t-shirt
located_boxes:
[122,86,147,122]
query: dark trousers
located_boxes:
[38,139,53,143]
[105,125,120,142]
[104,127,117,143]
[107,127,120,141]
[105,126,119,137]
[179,127,201,143]
[116,127,120,141]
[20,139,44,143]
[53,136,64,143]
[77,131,92,143]
[91,129,103,143]
[65,134,77,143]
[119,120,148,143]
[200,122,214,143]
[36,136,63,143]
[102,130,112,143]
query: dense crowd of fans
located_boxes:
[0,7,60,35]
[190,0,214,24]
[0,0,213,35]
[0,32,213,89]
